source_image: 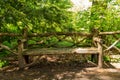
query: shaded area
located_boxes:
[0,56,120,80]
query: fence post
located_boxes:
[17,27,28,69]
[23,27,29,63]
[97,40,103,68]
[92,28,103,68]
[94,37,103,68]
[91,28,99,64]
[17,39,26,69]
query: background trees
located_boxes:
[0,0,73,33]
[1,0,120,33]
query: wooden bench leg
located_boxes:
[97,40,103,68]
[98,46,103,68]
[18,55,26,69]
[98,53,103,68]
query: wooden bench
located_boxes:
[0,29,103,69]
[2,29,120,69]
[17,36,103,69]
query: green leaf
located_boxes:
[56,41,74,47]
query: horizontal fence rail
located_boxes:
[1,31,120,37]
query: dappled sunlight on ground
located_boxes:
[0,60,120,80]
[0,55,120,80]
[110,63,120,68]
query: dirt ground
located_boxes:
[0,56,120,80]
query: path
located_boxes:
[0,62,120,80]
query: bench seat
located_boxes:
[23,47,98,56]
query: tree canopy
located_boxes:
[0,0,73,33]
[1,0,120,33]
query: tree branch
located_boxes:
[105,39,120,51]
[99,31,120,35]
[0,44,18,55]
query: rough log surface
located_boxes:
[0,32,91,37]
[1,31,120,37]
[99,31,120,35]
[0,33,21,36]
[23,47,98,56]
[28,32,92,37]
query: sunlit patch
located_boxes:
[69,0,92,12]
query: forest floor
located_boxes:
[0,55,120,80]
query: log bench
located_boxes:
[2,29,120,69]
[0,29,103,69]
[18,37,103,69]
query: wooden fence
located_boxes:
[0,28,120,69]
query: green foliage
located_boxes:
[90,0,107,31]
[89,0,120,32]
[103,55,111,62]
[0,0,73,33]
[28,40,36,45]
[0,60,9,68]
[0,50,10,57]
[1,0,119,34]
[56,41,74,48]
[2,41,12,48]
[0,0,120,34]
[115,42,120,48]
[0,40,17,60]
[0,41,11,58]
